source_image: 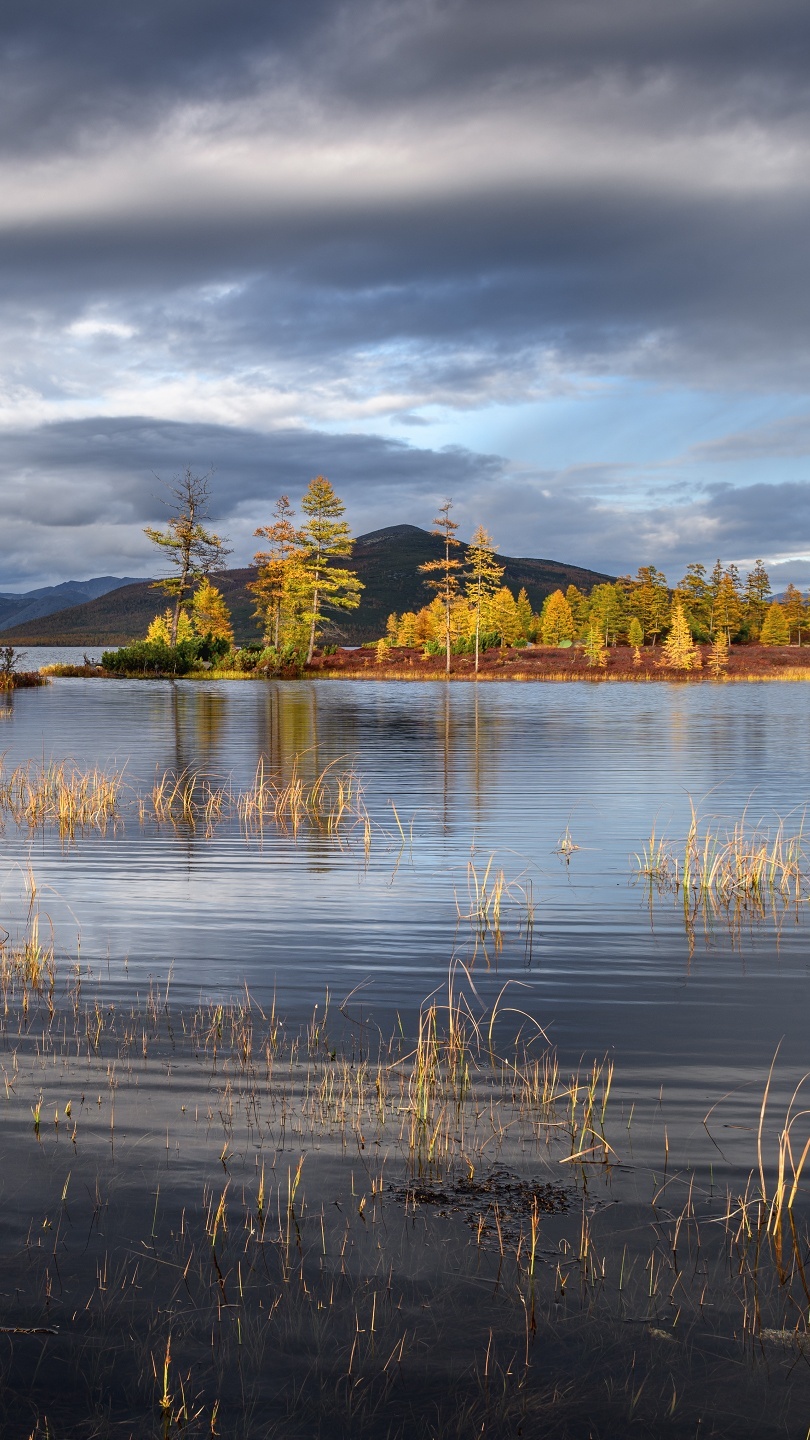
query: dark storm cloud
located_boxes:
[0,0,809,387]
[2,416,808,593]
[2,0,810,585]
[0,417,506,586]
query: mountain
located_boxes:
[0,576,142,633]
[0,526,614,647]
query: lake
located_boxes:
[2,675,810,1437]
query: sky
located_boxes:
[3,0,810,590]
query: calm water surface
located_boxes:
[4,675,810,1172]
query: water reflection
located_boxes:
[1,677,810,1121]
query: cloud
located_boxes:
[1,2,810,584]
[2,415,810,594]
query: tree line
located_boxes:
[105,473,800,675]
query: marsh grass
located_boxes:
[0,909,808,1438]
[237,756,370,843]
[634,801,810,930]
[0,758,123,837]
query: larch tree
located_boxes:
[541,590,575,645]
[782,583,806,645]
[249,495,301,648]
[759,600,789,646]
[419,500,463,675]
[661,600,701,670]
[627,615,644,663]
[676,562,711,636]
[489,587,521,647]
[464,524,504,673]
[744,559,771,638]
[708,631,729,679]
[144,469,231,645]
[631,566,670,645]
[298,477,364,664]
[588,582,624,645]
[146,608,194,645]
[713,572,743,643]
[191,578,234,644]
[515,587,534,639]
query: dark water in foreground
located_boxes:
[1,676,810,1437]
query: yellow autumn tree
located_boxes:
[146,608,194,644]
[662,600,702,670]
[759,600,789,645]
[541,590,575,645]
[191,578,234,643]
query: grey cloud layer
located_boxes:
[2,1,810,585]
[2,0,810,388]
[0,417,806,592]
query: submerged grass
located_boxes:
[0,757,123,837]
[0,887,808,1437]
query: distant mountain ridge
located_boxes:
[0,576,141,633]
[0,526,614,646]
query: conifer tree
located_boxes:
[565,584,589,631]
[759,600,789,645]
[541,590,575,645]
[631,566,670,644]
[191,578,234,644]
[464,524,504,673]
[714,572,743,643]
[661,600,701,670]
[589,582,624,645]
[627,615,644,663]
[708,631,729,679]
[707,558,725,634]
[515,587,534,640]
[144,469,231,645]
[420,500,463,674]
[489,587,521,648]
[744,559,771,637]
[782,583,806,645]
[297,477,364,664]
[250,495,301,648]
[676,562,710,635]
[584,624,607,668]
[146,608,194,645]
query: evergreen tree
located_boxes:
[297,477,364,664]
[144,469,231,645]
[759,600,789,645]
[420,500,463,674]
[464,524,504,673]
[541,590,575,645]
[191,578,234,644]
[661,600,701,670]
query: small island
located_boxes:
[18,472,809,685]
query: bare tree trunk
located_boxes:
[170,553,190,646]
[307,584,320,665]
